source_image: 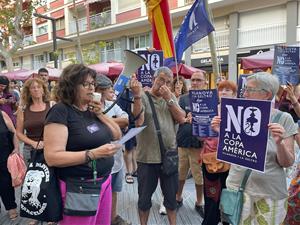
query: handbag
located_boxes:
[146,92,178,176]
[201,137,230,173]
[20,146,63,222]
[219,169,252,225]
[7,152,26,187]
[64,175,109,216]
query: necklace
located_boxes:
[72,104,88,111]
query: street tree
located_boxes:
[0,0,45,72]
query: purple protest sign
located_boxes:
[272,45,300,85]
[217,98,271,172]
[237,74,248,99]
[137,51,163,87]
[190,89,218,137]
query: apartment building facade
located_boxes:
[1,0,300,81]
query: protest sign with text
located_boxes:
[137,51,163,87]
[272,45,300,85]
[217,98,271,172]
[237,74,248,99]
[190,89,218,137]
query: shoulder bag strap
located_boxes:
[272,111,283,124]
[239,169,252,191]
[145,92,165,158]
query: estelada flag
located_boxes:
[145,0,175,58]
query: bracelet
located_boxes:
[85,150,93,163]
[133,96,142,100]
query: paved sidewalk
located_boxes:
[0,176,203,225]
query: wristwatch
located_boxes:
[167,98,175,106]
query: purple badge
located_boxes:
[87,123,100,134]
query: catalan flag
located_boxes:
[145,0,175,58]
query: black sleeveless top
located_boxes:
[0,111,14,163]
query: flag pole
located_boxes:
[204,0,220,88]
[168,5,180,83]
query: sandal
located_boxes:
[125,173,134,184]
[132,170,138,177]
[8,208,18,220]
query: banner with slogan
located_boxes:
[272,45,300,85]
[137,50,163,87]
[237,74,249,99]
[217,98,271,172]
[189,89,218,137]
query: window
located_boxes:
[37,24,48,36]
[129,34,150,50]
[118,0,140,12]
[56,18,65,30]
[35,55,45,62]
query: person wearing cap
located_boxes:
[0,76,17,125]
[95,75,131,225]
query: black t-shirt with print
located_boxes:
[45,103,114,180]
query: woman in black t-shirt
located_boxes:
[44,64,121,225]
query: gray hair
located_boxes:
[153,66,173,78]
[246,72,279,99]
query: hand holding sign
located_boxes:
[268,123,285,145]
[211,115,221,133]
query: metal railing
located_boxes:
[238,22,286,48]
[23,34,34,46]
[193,30,229,53]
[100,48,122,62]
[90,11,111,30]
[69,17,88,34]
[185,0,194,5]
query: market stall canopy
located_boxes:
[88,62,124,78]
[240,49,290,70]
[1,67,62,80]
[166,62,205,79]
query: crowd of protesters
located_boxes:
[0,63,299,225]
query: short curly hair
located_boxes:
[21,78,50,107]
[57,64,97,105]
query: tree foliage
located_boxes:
[0,0,45,71]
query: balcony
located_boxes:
[90,11,111,30]
[192,29,229,53]
[238,22,286,48]
[69,17,88,34]
[100,48,122,63]
[185,0,195,5]
[23,34,34,46]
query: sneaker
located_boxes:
[159,202,167,215]
[176,199,183,209]
[111,215,132,225]
[195,204,204,218]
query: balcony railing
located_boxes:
[238,22,286,48]
[100,48,122,62]
[90,11,111,30]
[185,0,194,5]
[69,17,88,34]
[192,30,229,53]
[23,34,34,46]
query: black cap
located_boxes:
[96,75,112,89]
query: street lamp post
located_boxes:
[33,13,72,68]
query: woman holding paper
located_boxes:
[44,64,121,225]
[211,72,298,225]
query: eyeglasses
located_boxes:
[191,78,205,82]
[242,87,267,93]
[81,82,96,89]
